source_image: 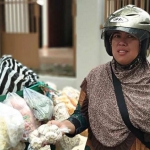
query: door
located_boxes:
[48,0,73,47]
[0,0,40,69]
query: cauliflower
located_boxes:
[29,124,65,149]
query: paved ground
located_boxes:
[36,47,75,77]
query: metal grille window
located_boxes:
[0,0,38,33]
[105,0,150,21]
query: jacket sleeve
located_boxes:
[66,78,89,137]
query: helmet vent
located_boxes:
[140,22,150,25]
[126,14,138,16]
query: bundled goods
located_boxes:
[62,86,80,107]
[0,55,57,150]
[55,86,79,115]
[0,54,88,150]
[54,86,88,137]
[0,103,25,150]
[53,99,81,150]
[38,85,84,150]
[3,92,41,140]
[23,87,54,121]
[29,124,70,150]
[0,82,56,150]
[9,142,26,150]
[53,101,70,121]
[0,80,88,150]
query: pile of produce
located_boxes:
[0,55,88,150]
[0,81,88,150]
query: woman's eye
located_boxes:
[112,34,120,38]
[128,35,133,38]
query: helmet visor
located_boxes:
[101,26,150,41]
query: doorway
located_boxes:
[39,0,75,77]
[48,0,72,47]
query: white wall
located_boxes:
[76,0,112,88]
[42,0,48,47]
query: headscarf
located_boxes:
[86,58,150,147]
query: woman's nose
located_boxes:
[118,41,127,46]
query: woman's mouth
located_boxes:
[118,50,128,55]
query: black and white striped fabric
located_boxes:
[0,55,39,95]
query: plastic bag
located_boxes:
[3,92,41,140]
[62,86,80,107]
[53,102,70,121]
[27,144,51,150]
[58,134,80,150]
[23,87,54,121]
[0,102,24,149]
[38,82,59,102]
[53,102,80,150]
[9,141,26,150]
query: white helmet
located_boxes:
[101,5,150,58]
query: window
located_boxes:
[105,0,150,21]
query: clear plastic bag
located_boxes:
[27,144,51,150]
[23,87,54,121]
[58,134,80,150]
[53,102,70,121]
[53,102,80,150]
[9,141,26,150]
[0,102,24,149]
[3,92,41,140]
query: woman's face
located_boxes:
[111,31,140,65]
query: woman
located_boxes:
[48,5,150,150]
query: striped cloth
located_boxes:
[0,55,39,95]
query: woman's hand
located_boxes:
[47,120,75,135]
[47,120,66,132]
